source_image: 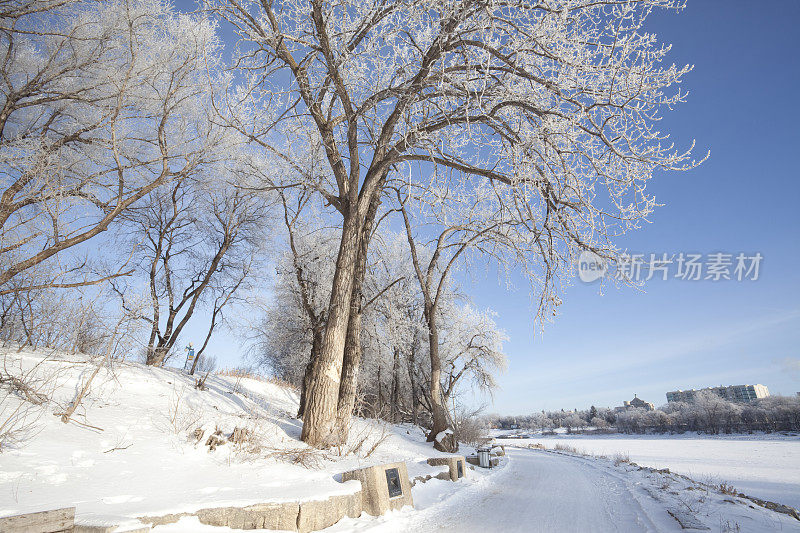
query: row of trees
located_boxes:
[491,394,800,434]
[255,216,507,436]
[2,0,702,451]
[0,0,264,370]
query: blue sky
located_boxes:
[467,1,800,413]
[175,1,800,413]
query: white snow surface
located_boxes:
[321,448,800,533]
[2,350,799,533]
[433,429,452,443]
[0,350,460,527]
[493,431,800,510]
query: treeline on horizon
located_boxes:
[489,392,800,434]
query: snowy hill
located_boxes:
[0,349,464,529]
[3,348,800,533]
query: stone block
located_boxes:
[297,490,362,533]
[195,502,300,531]
[426,456,466,481]
[0,508,74,532]
[491,445,505,456]
[74,525,150,533]
[143,501,300,531]
[138,513,183,527]
[342,461,413,516]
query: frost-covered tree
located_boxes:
[439,304,507,408]
[395,178,520,447]
[211,0,705,447]
[0,0,223,294]
[254,194,340,416]
[346,232,422,428]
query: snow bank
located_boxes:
[0,349,459,525]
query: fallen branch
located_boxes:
[103,443,133,453]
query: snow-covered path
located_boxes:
[340,448,682,533]
[156,447,800,533]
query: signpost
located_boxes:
[184,343,195,372]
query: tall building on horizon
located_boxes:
[666,384,769,404]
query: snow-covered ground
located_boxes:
[326,447,800,533]
[0,349,463,528]
[149,448,800,533]
[2,349,799,533]
[492,431,800,510]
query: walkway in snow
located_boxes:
[155,448,800,532]
[335,448,688,532]
[400,449,677,532]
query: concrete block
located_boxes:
[426,456,466,481]
[297,491,362,533]
[196,502,300,531]
[342,461,413,516]
[0,507,74,533]
[74,525,150,533]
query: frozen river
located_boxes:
[496,433,800,509]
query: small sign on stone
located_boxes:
[385,467,403,498]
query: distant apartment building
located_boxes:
[614,394,655,412]
[666,384,769,404]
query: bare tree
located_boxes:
[0,276,108,355]
[121,177,266,367]
[188,264,251,376]
[212,0,704,446]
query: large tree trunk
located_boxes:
[390,346,400,422]
[426,320,446,438]
[300,208,362,448]
[407,344,419,426]
[297,328,323,419]
[333,290,363,441]
[333,192,381,443]
[426,316,456,452]
[147,344,169,367]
